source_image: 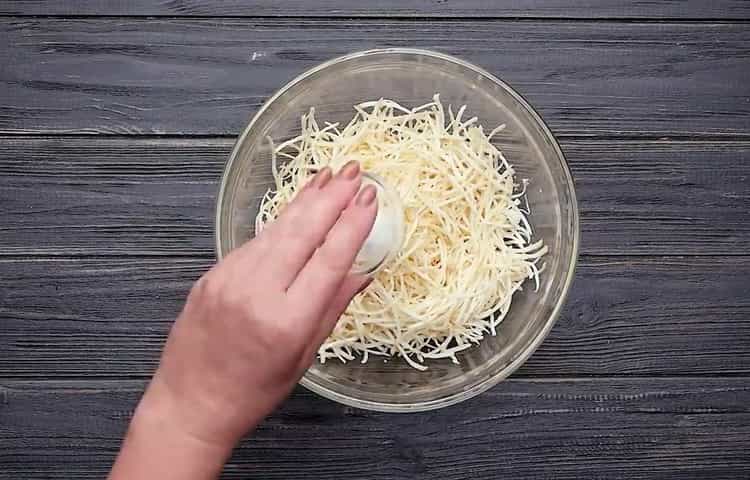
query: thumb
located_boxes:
[305,275,373,361]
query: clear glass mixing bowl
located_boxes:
[216,48,579,412]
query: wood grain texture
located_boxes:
[0,10,748,480]
[2,136,748,257]
[0,136,221,256]
[1,19,749,136]
[1,378,748,479]
[1,255,748,378]
[2,0,750,19]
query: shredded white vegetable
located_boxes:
[256,95,547,370]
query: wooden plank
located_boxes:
[2,0,750,19]
[1,378,748,479]
[1,137,748,257]
[0,137,222,257]
[0,255,748,378]
[1,19,749,137]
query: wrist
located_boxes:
[138,374,239,453]
[109,378,235,480]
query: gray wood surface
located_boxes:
[2,0,750,19]
[2,5,750,479]
[1,379,749,479]
[2,19,749,137]
[2,256,748,378]
[1,137,748,257]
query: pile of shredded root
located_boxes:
[256,95,547,370]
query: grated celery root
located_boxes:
[256,95,547,370]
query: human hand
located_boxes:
[109,161,377,479]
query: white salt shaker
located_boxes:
[351,172,405,275]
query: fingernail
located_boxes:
[339,160,360,180]
[312,167,332,188]
[356,184,377,207]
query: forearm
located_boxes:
[108,162,372,478]
[109,382,234,480]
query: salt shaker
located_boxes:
[351,172,405,275]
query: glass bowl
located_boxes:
[216,48,579,412]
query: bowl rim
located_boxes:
[216,47,579,413]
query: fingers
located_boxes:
[257,161,363,290]
[288,184,378,316]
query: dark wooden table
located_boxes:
[2,2,749,478]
